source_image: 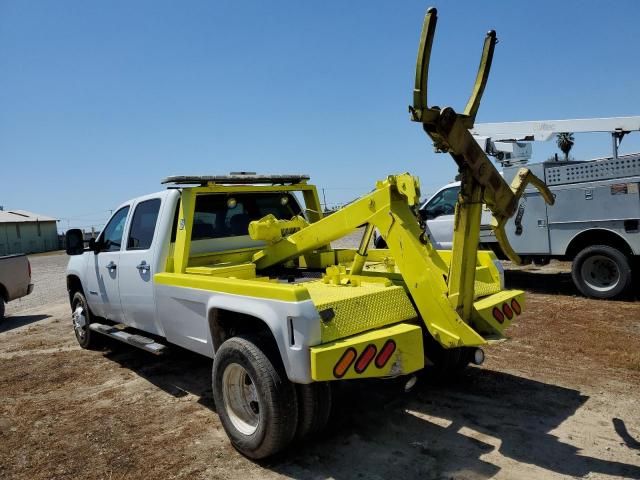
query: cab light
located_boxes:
[492,307,504,324]
[502,303,514,320]
[511,298,521,315]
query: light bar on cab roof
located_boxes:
[161,173,310,186]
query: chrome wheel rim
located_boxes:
[581,255,620,292]
[222,363,260,436]
[72,304,87,341]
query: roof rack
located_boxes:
[161,173,310,186]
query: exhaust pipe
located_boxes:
[472,348,485,366]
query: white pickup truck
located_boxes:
[374,181,495,250]
[0,254,34,320]
[64,173,521,458]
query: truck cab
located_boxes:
[66,190,178,333]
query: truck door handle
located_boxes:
[136,261,150,273]
[106,261,117,271]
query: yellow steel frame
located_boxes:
[409,8,554,321]
[156,9,549,380]
[172,182,324,274]
[250,173,509,348]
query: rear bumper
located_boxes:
[310,323,424,381]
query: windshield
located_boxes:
[192,192,302,240]
[423,186,460,219]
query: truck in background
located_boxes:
[406,117,640,299]
[0,254,34,320]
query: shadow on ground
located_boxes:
[100,343,640,479]
[103,343,216,409]
[0,314,51,333]
[614,417,640,450]
[505,269,640,300]
[505,269,577,296]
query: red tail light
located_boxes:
[492,307,504,323]
[502,303,514,320]
[375,340,396,368]
[511,299,521,315]
[354,344,377,374]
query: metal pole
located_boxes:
[322,188,327,211]
[350,223,376,276]
[612,132,619,159]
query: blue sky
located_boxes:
[2,1,640,232]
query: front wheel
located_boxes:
[212,336,298,459]
[71,291,101,349]
[571,245,632,299]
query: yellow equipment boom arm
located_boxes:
[409,7,554,320]
[252,174,490,348]
[250,7,552,346]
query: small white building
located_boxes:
[0,208,58,255]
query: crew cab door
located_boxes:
[118,197,163,335]
[422,185,460,249]
[85,206,130,321]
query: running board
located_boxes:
[89,323,168,355]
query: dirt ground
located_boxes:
[1,252,639,479]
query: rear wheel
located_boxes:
[422,334,471,379]
[71,291,101,349]
[571,245,632,299]
[212,336,298,459]
[295,382,332,440]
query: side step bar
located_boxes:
[89,323,168,355]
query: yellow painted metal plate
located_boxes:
[472,289,525,337]
[310,323,424,381]
[154,272,311,302]
[185,262,256,279]
[305,281,417,343]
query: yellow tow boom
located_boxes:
[249,7,552,347]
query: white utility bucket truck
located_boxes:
[410,116,640,299]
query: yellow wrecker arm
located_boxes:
[253,174,501,348]
[409,7,554,321]
[250,8,554,348]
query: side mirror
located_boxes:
[88,238,98,253]
[65,229,85,256]
[418,209,428,221]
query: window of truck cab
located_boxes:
[126,199,162,251]
[424,186,460,219]
[99,206,130,252]
[189,192,303,253]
